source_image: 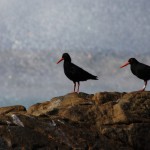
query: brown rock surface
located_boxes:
[0,92,150,149]
[0,105,26,115]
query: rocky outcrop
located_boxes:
[0,92,150,149]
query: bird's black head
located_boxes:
[62,53,71,62]
[128,58,138,64]
[120,58,138,68]
[57,53,71,64]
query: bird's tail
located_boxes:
[91,75,98,80]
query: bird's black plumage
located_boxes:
[57,53,98,92]
[129,58,150,81]
[120,58,150,91]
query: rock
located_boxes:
[92,92,125,104]
[95,91,150,149]
[0,105,26,115]
[0,91,150,149]
[27,92,93,117]
[96,91,150,125]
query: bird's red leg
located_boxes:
[144,80,147,91]
[73,82,76,93]
[139,80,147,91]
[77,82,80,93]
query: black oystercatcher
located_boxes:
[57,53,98,93]
[120,58,150,91]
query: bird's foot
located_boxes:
[132,89,145,92]
[70,91,78,94]
[138,89,145,92]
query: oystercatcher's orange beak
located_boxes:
[120,61,130,68]
[57,58,64,64]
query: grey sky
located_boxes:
[0,0,149,51]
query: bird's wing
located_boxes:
[69,63,97,81]
[136,63,150,79]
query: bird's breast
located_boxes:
[63,62,74,81]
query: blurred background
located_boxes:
[0,0,150,107]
